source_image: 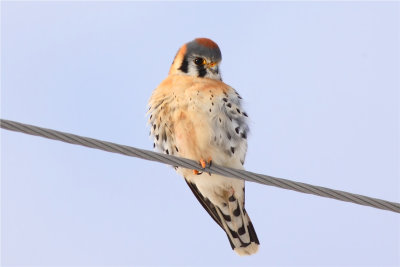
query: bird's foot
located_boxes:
[193,158,212,176]
[193,169,203,175]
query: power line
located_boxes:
[1,118,399,214]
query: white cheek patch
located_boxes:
[205,70,222,80]
[187,63,199,77]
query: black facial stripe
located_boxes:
[197,64,207,77]
[178,56,189,73]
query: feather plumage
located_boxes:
[147,38,259,255]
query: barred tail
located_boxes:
[216,198,259,256]
[185,179,259,255]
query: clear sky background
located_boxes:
[1,1,399,266]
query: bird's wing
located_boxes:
[184,178,237,250]
[184,178,223,229]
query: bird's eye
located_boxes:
[194,57,206,66]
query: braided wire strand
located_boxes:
[1,118,399,213]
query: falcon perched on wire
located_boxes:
[148,38,259,255]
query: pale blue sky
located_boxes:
[1,1,399,266]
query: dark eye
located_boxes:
[194,57,205,65]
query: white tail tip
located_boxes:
[234,243,259,256]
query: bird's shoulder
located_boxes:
[151,74,233,97]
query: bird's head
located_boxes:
[169,38,222,80]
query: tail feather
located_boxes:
[185,179,259,255]
[216,200,259,256]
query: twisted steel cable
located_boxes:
[1,118,399,213]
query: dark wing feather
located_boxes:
[184,179,223,230]
[184,179,236,249]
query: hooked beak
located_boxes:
[206,62,219,75]
[206,62,218,69]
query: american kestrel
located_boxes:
[148,38,259,255]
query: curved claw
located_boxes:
[192,158,212,175]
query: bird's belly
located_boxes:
[173,109,213,161]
